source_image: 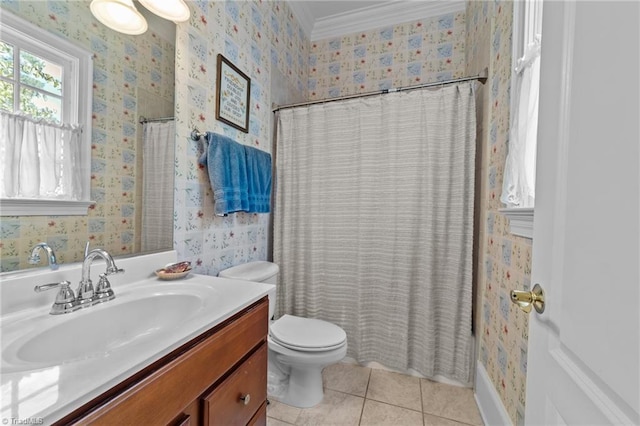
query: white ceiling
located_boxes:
[300,1,390,19]
[288,0,465,41]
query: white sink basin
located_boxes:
[9,294,201,366]
[1,280,217,373]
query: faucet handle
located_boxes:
[34,281,79,315]
[34,280,73,298]
[34,282,59,292]
[53,281,76,305]
[95,273,116,303]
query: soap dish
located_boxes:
[155,261,192,280]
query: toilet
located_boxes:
[218,261,347,408]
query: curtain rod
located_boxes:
[138,115,175,124]
[272,68,488,112]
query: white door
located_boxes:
[525,1,639,425]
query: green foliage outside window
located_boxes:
[0,40,61,122]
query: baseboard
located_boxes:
[474,361,512,426]
[341,357,471,388]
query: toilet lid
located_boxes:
[270,315,346,351]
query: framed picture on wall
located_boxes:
[215,54,251,133]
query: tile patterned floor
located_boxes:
[267,363,484,426]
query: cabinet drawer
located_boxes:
[203,344,267,426]
[67,298,268,426]
[248,402,267,426]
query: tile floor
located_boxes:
[267,363,484,426]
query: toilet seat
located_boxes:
[270,336,346,352]
[270,314,346,352]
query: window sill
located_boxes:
[0,199,95,216]
[499,207,534,239]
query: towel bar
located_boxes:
[190,129,207,141]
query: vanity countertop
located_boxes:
[0,251,274,424]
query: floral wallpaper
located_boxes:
[0,0,175,272]
[1,4,530,423]
[172,1,308,275]
[308,11,466,100]
[466,2,532,425]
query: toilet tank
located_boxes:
[218,261,279,318]
[218,261,279,284]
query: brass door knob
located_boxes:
[510,283,545,314]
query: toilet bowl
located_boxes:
[218,262,347,408]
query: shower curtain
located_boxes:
[274,83,476,384]
[141,121,175,252]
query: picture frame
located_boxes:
[215,54,251,133]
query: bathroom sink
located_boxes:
[0,251,275,424]
[11,294,201,365]
[1,281,216,373]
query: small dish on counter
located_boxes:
[155,261,192,280]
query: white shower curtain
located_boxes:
[274,83,476,384]
[141,121,175,252]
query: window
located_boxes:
[0,10,93,216]
[499,0,542,238]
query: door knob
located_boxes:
[510,283,545,314]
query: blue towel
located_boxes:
[244,145,272,213]
[198,132,249,215]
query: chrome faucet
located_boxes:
[28,242,59,270]
[33,247,124,314]
[77,248,124,306]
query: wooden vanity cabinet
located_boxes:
[202,345,267,425]
[57,297,269,426]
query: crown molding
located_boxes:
[297,0,465,41]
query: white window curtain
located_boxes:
[0,111,82,200]
[275,83,477,384]
[501,38,541,208]
[141,121,175,252]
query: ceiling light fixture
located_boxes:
[90,0,148,35]
[90,0,191,35]
[138,0,191,23]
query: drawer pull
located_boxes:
[239,394,251,406]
